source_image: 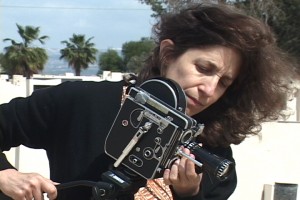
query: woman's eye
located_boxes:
[219,81,227,88]
[219,79,231,88]
[196,65,210,73]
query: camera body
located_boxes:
[104,78,204,179]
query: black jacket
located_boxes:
[0,80,237,200]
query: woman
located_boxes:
[0,3,295,200]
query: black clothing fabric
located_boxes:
[0,80,237,200]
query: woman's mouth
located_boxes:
[186,94,203,107]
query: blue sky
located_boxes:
[0,0,154,52]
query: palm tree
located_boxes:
[2,24,49,78]
[60,34,98,76]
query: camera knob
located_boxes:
[216,160,232,180]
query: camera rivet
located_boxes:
[157,128,162,134]
[122,120,128,126]
[144,150,152,157]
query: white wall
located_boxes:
[229,122,300,200]
[229,92,300,200]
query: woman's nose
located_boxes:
[198,76,219,97]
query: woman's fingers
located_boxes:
[163,147,202,196]
[0,169,57,200]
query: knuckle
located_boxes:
[27,179,39,189]
[186,170,196,178]
[48,187,57,195]
[27,174,43,186]
[169,174,178,182]
[13,189,26,199]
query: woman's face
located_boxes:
[163,42,241,116]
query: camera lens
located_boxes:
[187,142,234,181]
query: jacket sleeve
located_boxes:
[0,80,124,171]
[0,91,57,151]
[171,146,237,200]
[0,85,59,170]
[0,81,87,170]
[0,152,15,170]
[0,80,88,152]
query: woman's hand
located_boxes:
[0,169,58,200]
[163,148,202,197]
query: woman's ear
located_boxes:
[159,39,174,76]
[159,39,174,54]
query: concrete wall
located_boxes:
[229,92,300,200]
[229,122,300,200]
[1,74,299,200]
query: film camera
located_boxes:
[104,77,233,182]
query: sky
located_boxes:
[0,0,155,53]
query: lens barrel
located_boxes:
[186,142,234,181]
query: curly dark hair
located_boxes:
[136,3,296,147]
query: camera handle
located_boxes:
[113,122,152,167]
[176,148,204,168]
[0,180,116,200]
[52,180,116,200]
[55,169,135,200]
